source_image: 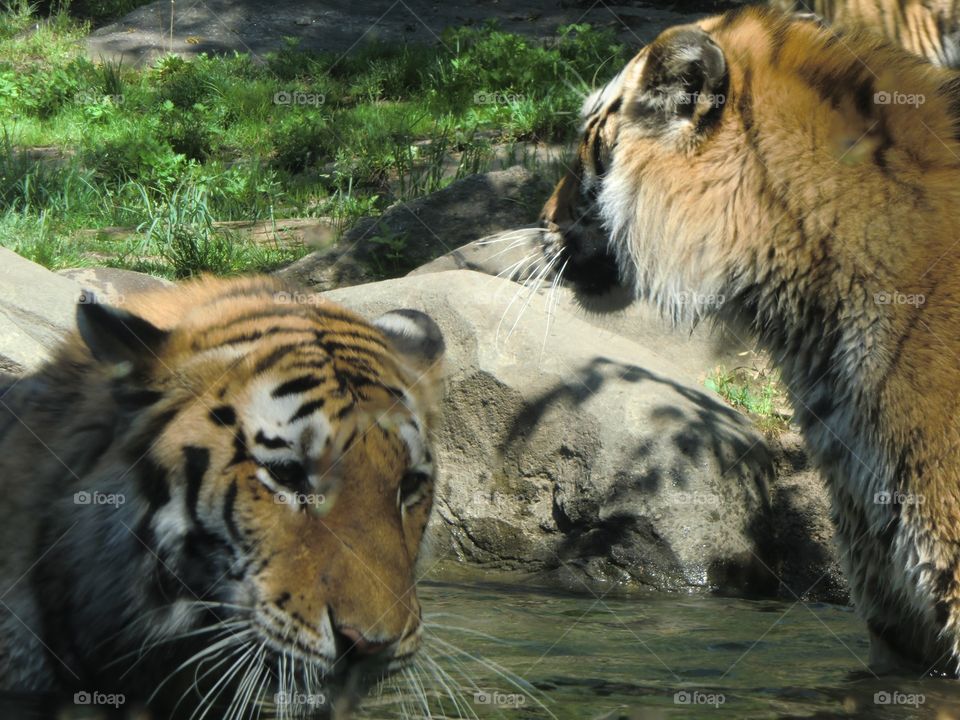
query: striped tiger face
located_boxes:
[71,278,445,715]
[541,6,951,322]
[540,18,731,312]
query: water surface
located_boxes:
[356,572,960,720]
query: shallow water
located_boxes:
[356,573,960,720]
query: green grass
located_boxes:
[0,5,627,278]
[704,366,791,437]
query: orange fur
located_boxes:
[0,275,444,711]
[542,6,960,673]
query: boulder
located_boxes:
[0,249,82,374]
[276,167,553,291]
[327,270,786,594]
[411,232,755,388]
[58,267,174,305]
[0,251,843,600]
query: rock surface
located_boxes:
[327,270,844,599]
[0,249,82,375]
[277,167,553,292]
[58,267,174,305]
[411,231,755,388]
[0,251,843,601]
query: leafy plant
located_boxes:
[704,366,790,436]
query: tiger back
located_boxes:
[773,0,960,67]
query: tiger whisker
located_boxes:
[403,665,433,717]
[503,253,559,344]
[107,618,248,668]
[419,651,477,719]
[150,627,254,706]
[483,236,538,264]
[495,251,557,346]
[224,644,264,720]
[540,258,569,364]
[495,252,539,283]
[168,640,250,720]
[191,640,260,720]
[424,633,557,719]
[474,227,545,246]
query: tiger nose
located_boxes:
[334,625,394,658]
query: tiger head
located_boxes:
[540,6,960,323]
[35,277,445,715]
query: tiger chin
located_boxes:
[540,6,960,676]
[0,275,445,717]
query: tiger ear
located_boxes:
[636,26,727,127]
[373,310,445,376]
[76,291,169,368]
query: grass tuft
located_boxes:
[0,5,628,277]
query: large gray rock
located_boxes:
[411,231,755,388]
[58,267,174,305]
[327,270,785,594]
[276,167,553,291]
[0,249,82,374]
[768,431,847,603]
[0,252,842,600]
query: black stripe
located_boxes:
[272,375,324,399]
[209,405,236,427]
[208,326,312,349]
[229,430,249,466]
[139,459,171,512]
[254,343,304,374]
[290,398,327,423]
[591,122,604,177]
[145,407,180,439]
[223,479,241,544]
[183,446,210,524]
[315,329,389,350]
[116,388,164,408]
[254,430,290,449]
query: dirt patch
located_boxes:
[86,0,746,66]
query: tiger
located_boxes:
[0,275,445,717]
[772,0,960,67]
[539,5,960,675]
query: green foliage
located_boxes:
[704,367,790,436]
[83,121,188,186]
[269,114,332,174]
[0,5,628,277]
[364,223,411,276]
